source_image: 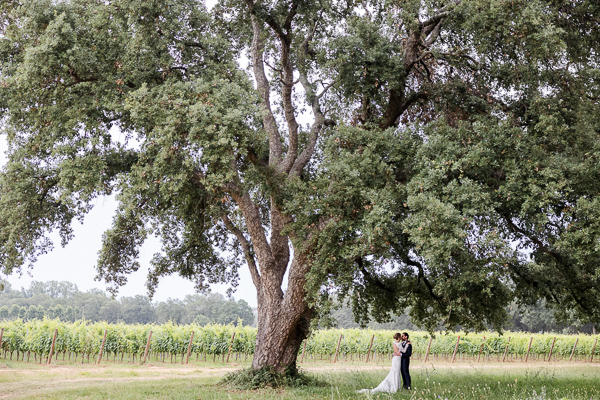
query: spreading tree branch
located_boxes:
[290,19,324,176]
[245,0,283,165]
[221,214,261,288]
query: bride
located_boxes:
[357,333,403,393]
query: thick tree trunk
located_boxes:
[252,296,313,372]
[226,192,314,373]
[251,249,314,372]
[224,183,317,373]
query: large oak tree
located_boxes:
[1,0,599,372]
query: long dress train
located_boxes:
[357,354,402,393]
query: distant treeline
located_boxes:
[329,301,597,335]
[1,281,595,334]
[0,281,255,326]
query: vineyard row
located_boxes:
[0,319,598,364]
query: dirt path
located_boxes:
[0,365,241,374]
[1,361,598,374]
[304,361,600,372]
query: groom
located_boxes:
[394,332,412,390]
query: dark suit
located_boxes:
[400,341,412,389]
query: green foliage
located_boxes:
[1,0,599,363]
[0,0,254,296]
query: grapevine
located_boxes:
[0,319,598,364]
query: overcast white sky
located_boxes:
[0,136,258,307]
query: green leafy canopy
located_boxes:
[1,0,599,334]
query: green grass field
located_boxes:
[0,359,599,399]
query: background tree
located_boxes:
[24,305,44,321]
[7,305,18,320]
[47,304,65,320]
[178,293,255,325]
[0,305,8,320]
[327,300,420,331]
[63,306,77,323]
[0,280,255,324]
[156,299,186,325]
[327,300,598,334]
[1,0,599,375]
[119,295,157,324]
[97,300,122,323]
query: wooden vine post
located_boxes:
[451,336,461,363]
[96,329,108,364]
[0,328,3,358]
[142,330,153,365]
[590,338,598,363]
[547,337,556,362]
[333,334,343,363]
[477,337,486,362]
[365,335,375,363]
[502,337,511,362]
[525,337,533,362]
[226,332,235,363]
[569,337,579,362]
[300,339,307,363]
[424,337,433,363]
[185,331,194,364]
[47,329,58,364]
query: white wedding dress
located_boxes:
[357,342,402,394]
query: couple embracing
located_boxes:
[357,332,412,394]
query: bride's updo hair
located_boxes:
[393,333,402,340]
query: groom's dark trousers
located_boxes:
[400,341,412,389]
[400,357,411,389]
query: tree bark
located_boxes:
[225,186,315,372]
[252,284,313,371]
